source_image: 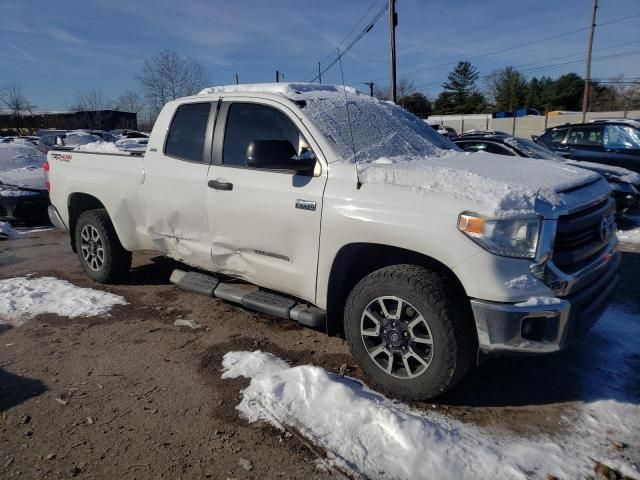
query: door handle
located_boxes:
[208,179,233,191]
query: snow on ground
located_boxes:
[0,276,127,326]
[618,226,640,244]
[74,141,131,154]
[0,221,20,240]
[222,305,640,480]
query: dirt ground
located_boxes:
[0,229,639,479]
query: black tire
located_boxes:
[344,265,476,400]
[74,209,132,283]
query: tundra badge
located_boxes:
[295,199,316,211]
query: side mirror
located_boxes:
[246,140,316,173]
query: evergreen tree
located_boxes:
[489,67,528,112]
[433,61,486,113]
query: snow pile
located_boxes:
[0,221,20,240]
[0,276,127,326]
[222,305,640,479]
[566,160,640,184]
[0,143,46,190]
[515,296,563,306]
[504,275,539,290]
[74,141,130,154]
[358,154,603,216]
[617,226,640,244]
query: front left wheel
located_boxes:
[74,209,131,283]
[343,264,476,400]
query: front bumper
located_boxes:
[471,249,621,354]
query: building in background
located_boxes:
[0,110,137,133]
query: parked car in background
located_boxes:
[115,137,148,153]
[425,120,457,138]
[533,120,640,173]
[454,131,640,214]
[37,133,67,154]
[110,129,149,139]
[0,143,49,222]
[86,130,117,142]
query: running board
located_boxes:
[170,269,325,328]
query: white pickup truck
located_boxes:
[46,83,620,399]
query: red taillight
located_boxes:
[43,161,50,192]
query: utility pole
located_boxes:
[235,73,239,85]
[318,62,322,84]
[364,82,375,97]
[389,0,398,103]
[582,0,597,123]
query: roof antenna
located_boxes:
[338,48,362,189]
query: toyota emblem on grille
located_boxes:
[599,217,611,242]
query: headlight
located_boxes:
[609,182,638,194]
[457,213,541,259]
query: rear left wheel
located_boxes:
[74,209,131,283]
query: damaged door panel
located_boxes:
[207,99,327,303]
[139,101,218,269]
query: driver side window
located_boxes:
[222,103,310,168]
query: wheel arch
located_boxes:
[67,193,107,252]
[325,243,471,337]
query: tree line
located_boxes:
[2,52,639,134]
[375,61,639,117]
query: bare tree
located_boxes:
[70,89,113,130]
[136,50,210,116]
[0,81,36,134]
[115,90,144,114]
[373,78,417,102]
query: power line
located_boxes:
[359,12,640,84]
[302,0,383,82]
[308,2,389,83]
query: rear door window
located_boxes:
[566,126,604,148]
[164,102,212,162]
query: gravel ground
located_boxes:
[0,229,638,479]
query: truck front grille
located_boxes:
[553,197,615,273]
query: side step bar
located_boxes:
[170,269,326,328]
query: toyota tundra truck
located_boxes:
[45,83,620,400]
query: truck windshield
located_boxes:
[301,96,459,163]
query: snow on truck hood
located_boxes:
[358,152,605,217]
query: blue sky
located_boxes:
[1,0,639,110]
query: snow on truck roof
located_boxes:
[198,82,360,100]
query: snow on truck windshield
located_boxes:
[199,83,459,163]
[300,95,459,163]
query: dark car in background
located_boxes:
[533,119,640,173]
[454,131,640,214]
